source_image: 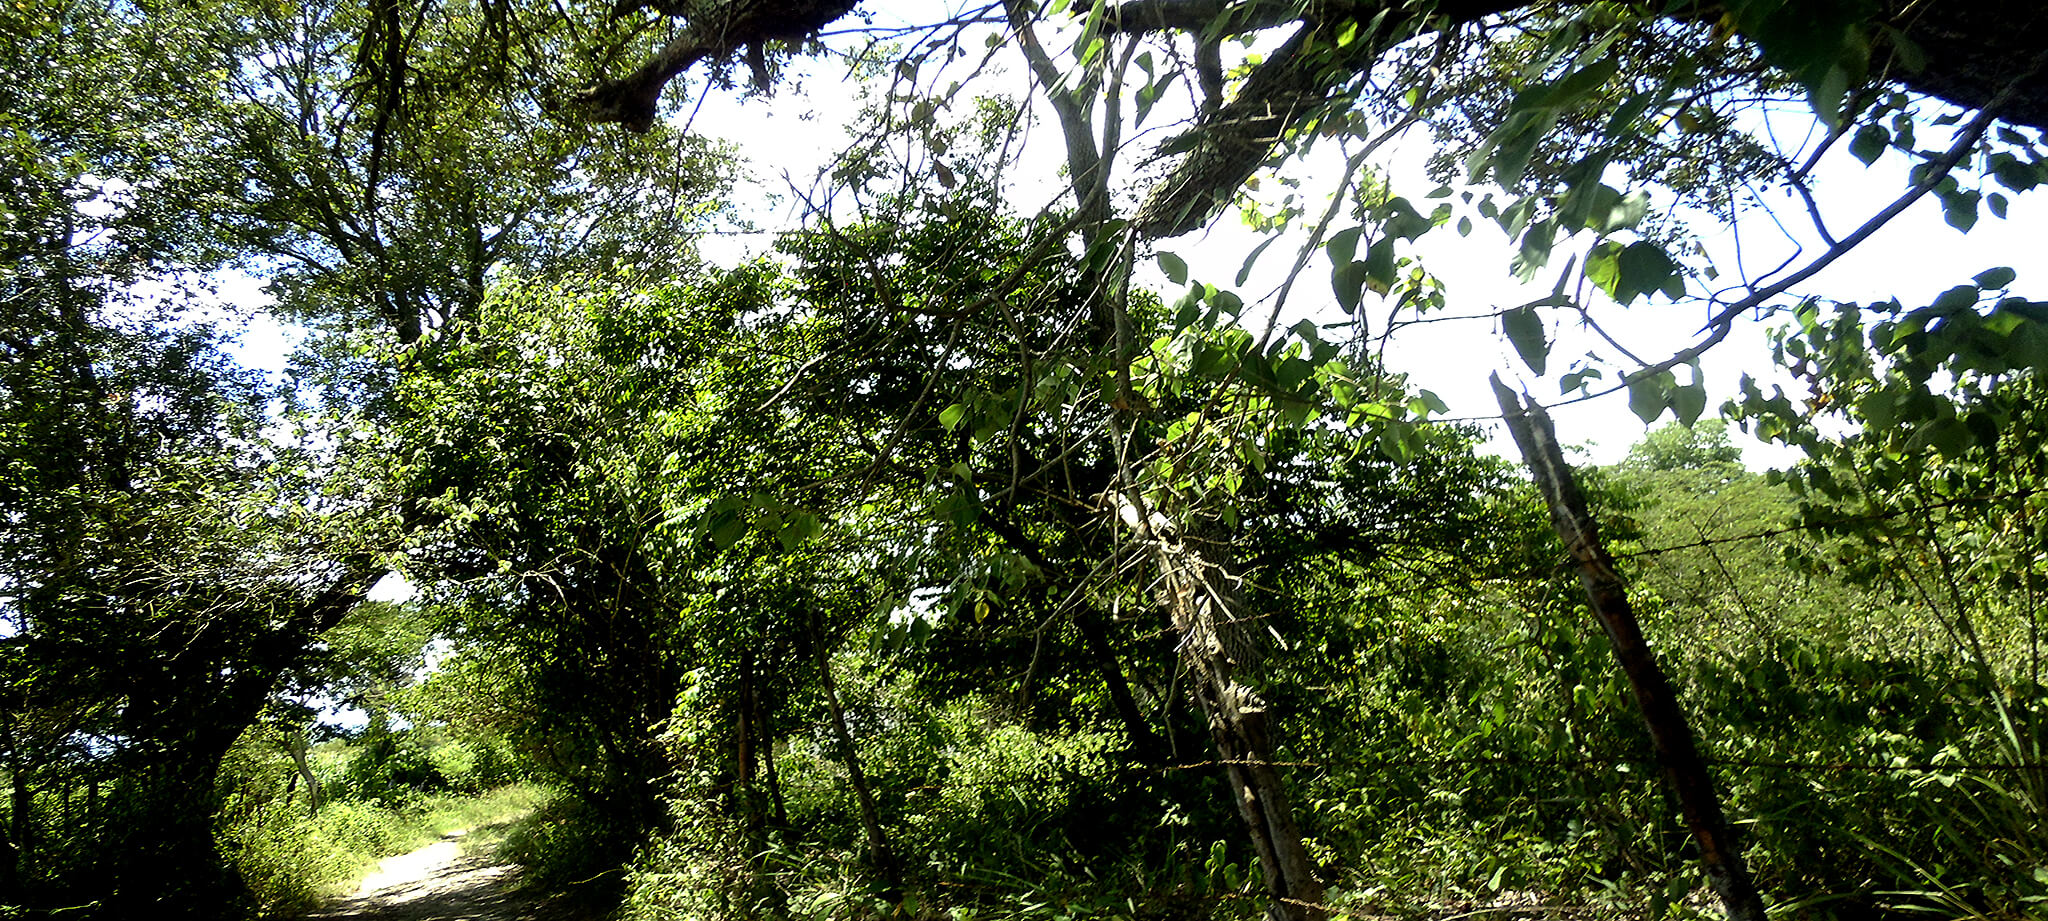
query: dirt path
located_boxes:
[300,829,586,921]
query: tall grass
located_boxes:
[222,782,545,917]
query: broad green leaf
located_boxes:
[1512,219,1556,280]
[1670,381,1708,425]
[778,512,822,550]
[1536,55,1619,108]
[1363,238,1397,294]
[1598,190,1652,234]
[1486,111,1558,187]
[1932,284,1981,312]
[1974,266,2016,289]
[1613,241,1680,304]
[1881,25,1926,72]
[710,509,748,549]
[1585,240,1623,301]
[1627,373,1668,423]
[1942,189,1981,232]
[1157,251,1188,284]
[1380,198,1433,241]
[1923,417,1972,459]
[939,402,967,431]
[1990,152,2040,192]
[1332,260,1369,313]
[1501,305,1548,375]
[1806,63,1851,128]
[1276,356,1314,391]
[1849,123,1889,165]
[1327,226,1364,266]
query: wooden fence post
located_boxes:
[1492,376,1766,921]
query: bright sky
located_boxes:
[217,2,2047,474]
[672,10,2047,472]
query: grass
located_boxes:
[229,781,546,917]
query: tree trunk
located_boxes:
[810,613,898,893]
[5,761,28,894]
[1107,493,1326,921]
[1491,378,1766,921]
[1075,606,1169,762]
[287,729,322,818]
[100,721,257,919]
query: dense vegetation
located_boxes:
[3,0,2047,919]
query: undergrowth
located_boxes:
[221,781,544,917]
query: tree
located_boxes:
[550,3,2048,917]
[11,0,2048,916]
[1,5,392,912]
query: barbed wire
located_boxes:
[872,748,2048,797]
[1242,483,2048,620]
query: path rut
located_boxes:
[299,829,586,921]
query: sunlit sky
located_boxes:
[224,1,2048,472]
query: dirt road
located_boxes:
[300,830,585,921]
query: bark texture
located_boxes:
[1492,378,1765,921]
[1108,492,1325,921]
[578,0,860,132]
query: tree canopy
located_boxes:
[4,0,2048,919]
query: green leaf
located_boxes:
[1363,238,1397,294]
[1276,356,1314,391]
[1923,417,1972,459]
[1974,267,2017,289]
[1379,198,1433,241]
[1627,373,1668,423]
[1932,284,1981,312]
[1670,381,1708,426]
[1512,220,1556,280]
[1597,190,1652,234]
[1584,240,1623,301]
[1882,25,1926,72]
[1990,152,2040,192]
[1849,123,1889,165]
[1326,226,1364,266]
[938,402,967,431]
[1157,252,1188,285]
[1487,112,1556,186]
[1236,235,1278,286]
[710,509,748,550]
[778,512,822,550]
[1942,189,1981,232]
[1332,260,1369,313]
[1536,56,1619,108]
[1613,241,1680,305]
[1806,63,1851,128]
[1501,306,1548,376]
[1208,287,1244,317]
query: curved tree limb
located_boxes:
[576,0,2048,239]
[577,0,861,132]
